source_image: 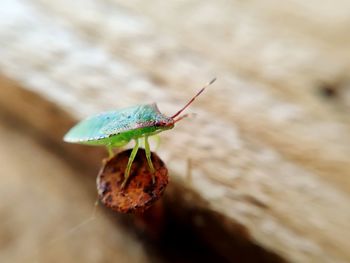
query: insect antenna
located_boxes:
[171,78,216,119]
[174,113,190,123]
[173,113,197,123]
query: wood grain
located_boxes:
[0,0,349,262]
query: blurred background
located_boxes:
[0,0,350,262]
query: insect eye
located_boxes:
[155,121,163,127]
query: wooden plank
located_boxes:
[33,0,350,191]
[0,121,150,263]
[0,1,349,262]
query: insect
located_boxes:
[64,78,216,188]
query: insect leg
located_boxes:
[121,139,139,188]
[186,158,193,186]
[144,136,155,183]
[107,145,114,158]
[152,134,161,151]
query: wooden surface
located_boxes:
[0,122,151,263]
[0,0,350,262]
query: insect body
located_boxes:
[64,78,216,188]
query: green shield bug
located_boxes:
[64,78,216,188]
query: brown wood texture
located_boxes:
[0,122,151,263]
[0,1,350,262]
